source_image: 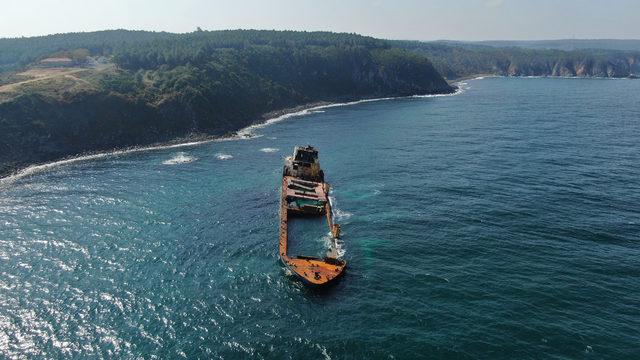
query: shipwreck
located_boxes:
[279,145,346,285]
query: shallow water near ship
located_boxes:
[1,78,639,359]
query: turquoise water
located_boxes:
[1,78,639,359]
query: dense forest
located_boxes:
[0,30,453,177]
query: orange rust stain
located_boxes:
[279,177,345,285]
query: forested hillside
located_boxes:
[0,30,453,177]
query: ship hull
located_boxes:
[279,174,346,286]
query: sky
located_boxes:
[1,0,638,40]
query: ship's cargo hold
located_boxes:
[279,146,346,285]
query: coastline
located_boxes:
[0,89,463,186]
[447,73,638,84]
[446,73,498,83]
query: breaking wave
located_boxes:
[0,140,212,186]
[334,209,353,221]
[325,195,349,257]
[237,88,465,138]
[215,153,233,160]
[321,232,346,258]
[259,148,280,153]
[413,85,467,98]
[328,195,353,222]
[162,152,197,165]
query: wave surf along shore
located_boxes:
[0,86,466,186]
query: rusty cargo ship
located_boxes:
[279,146,346,285]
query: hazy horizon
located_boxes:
[2,0,639,41]
[2,28,639,43]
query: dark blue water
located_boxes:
[1,78,639,359]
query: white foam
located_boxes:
[334,209,353,221]
[259,147,279,153]
[326,195,347,257]
[162,152,197,165]
[0,140,212,186]
[215,153,233,160]
[470,75,499,80]
[413,84,466,98]
[328,195,353,221]
[237,88,465,138]
[323,233,346,258]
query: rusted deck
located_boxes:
[284,177,327,201]
[279,177,346,285]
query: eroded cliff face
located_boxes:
[495,56,639,78]
[0,92,157,176]
[403,41,640,80]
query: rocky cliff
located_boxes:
[394,40,640,80]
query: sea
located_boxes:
[1,77,639,359]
